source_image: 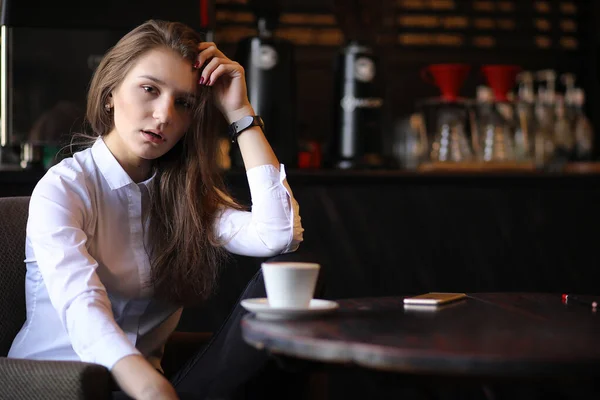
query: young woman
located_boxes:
[8,20,303,399]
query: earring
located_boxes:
[104,103,112,112]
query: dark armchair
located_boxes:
[0,196,211,399]
[0,196,112,399]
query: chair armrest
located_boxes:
[0,357,111,400]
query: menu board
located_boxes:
[213,0,587,51]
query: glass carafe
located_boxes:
[475,101,516,162]
[392,113,428,169]
[429,105,473,162]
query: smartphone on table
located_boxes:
[403,292,467,306]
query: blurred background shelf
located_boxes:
[6,161,600,199]
[417,161,537,172]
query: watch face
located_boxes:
[240,115,255,130]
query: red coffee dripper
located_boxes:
[481,64,522,102]
[421,64,471,101]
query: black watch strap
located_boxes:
[228,115,264,143]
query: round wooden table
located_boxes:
[241,293,600,378]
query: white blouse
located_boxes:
[8,137,303,370]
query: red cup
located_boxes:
[298,141,321,169]
[421,64,471,101]
[481,64,522,102]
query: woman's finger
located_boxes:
[194,46,217,70]
[206,63,243,86]
[199,57,224,84]
[195,42,226,69]
[198,41,217,51]
[200,57,240,85]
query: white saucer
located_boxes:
[241,298,339,320]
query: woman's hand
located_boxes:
[195,42,253,124]
[194,41,280,170]
[112,354,179,400]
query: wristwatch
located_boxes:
[228,115,264,143]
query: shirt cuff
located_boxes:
[80,331,142,370]
[246,163,290,203]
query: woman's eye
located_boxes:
[142,86,156,94]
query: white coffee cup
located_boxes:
[262,262,320,308]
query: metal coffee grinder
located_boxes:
[232,0,297,168]
[328,0,386,169]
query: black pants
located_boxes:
[171,266,272,399]
[114,253,324,400]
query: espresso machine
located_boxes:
[232,0,297,168]
[328,0,387,169]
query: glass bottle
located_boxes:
[572,88,594,161]
[533,70,557,167]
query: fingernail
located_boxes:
[193,61,200,69]
[198,77,205,85]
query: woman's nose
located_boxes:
[153,99,175,124]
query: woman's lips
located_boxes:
[141,130,165,143]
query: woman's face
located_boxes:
[104,46,199,172]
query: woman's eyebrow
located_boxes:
[138,75,197,99]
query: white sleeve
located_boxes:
[28,170,141,369]
[216,164,304,257]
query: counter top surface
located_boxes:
[3,162,600,186]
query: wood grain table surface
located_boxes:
[241,293,600,378]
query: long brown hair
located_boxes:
[86,20,242,305]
